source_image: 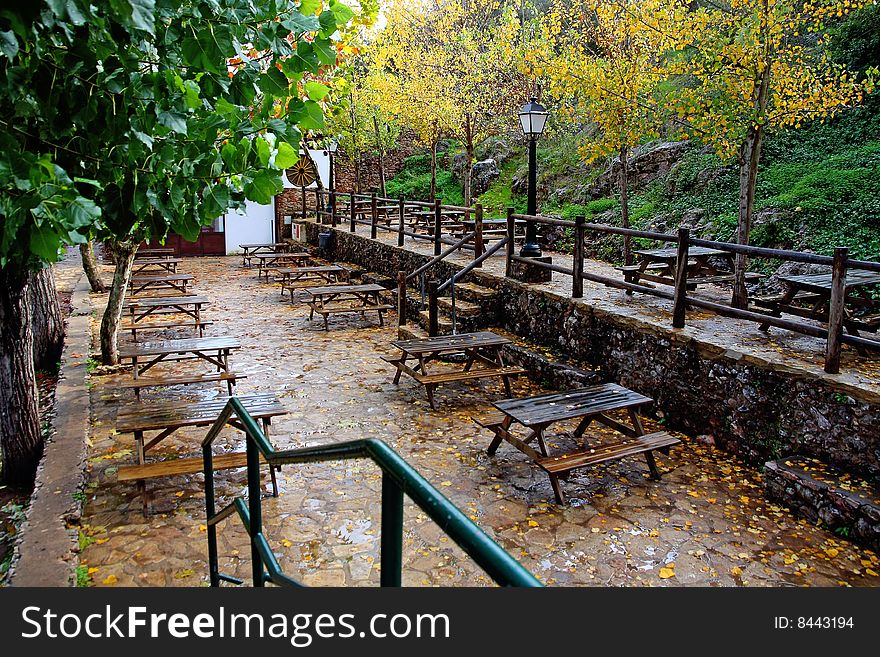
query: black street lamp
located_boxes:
[518,97,549,258]
[325,139,338,215]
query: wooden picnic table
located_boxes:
[476,383,680,504]
[131,257,181,275]
[135,248,175,259]
[276,265,349,297]
[114,393,286,513]
[128,273,193,296]
[252,252,311,281]
[622,246,761,289]
[305,283,393,330]
[383,331,526,410]
[753,269,880,334]
[239,242,291,267]
[124,294,208,335]
[117,336,242,398]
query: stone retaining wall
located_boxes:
[303,223,880,482]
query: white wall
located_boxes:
[281,148,330,189]
[224,199,275,255]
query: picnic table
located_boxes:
[124,294,208,338]
[305,283,393,330]
[252,252,311,281]
[383,331,526,409]
[455,217,526,247]
[753,269,880,334]
[114,393,286,513]
[622,246,762,289]
[276,265,348,297]
[409,209,467,234]
[131,257,181,275]
[128,273,193,296]
[117,336,242,398]
[239,242,291,267]
[135,248,175,259]
[475,383,680,504]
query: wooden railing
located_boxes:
[506,212,880,374]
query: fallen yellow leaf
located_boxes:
[658,567,675,579]
[102,575,118,585]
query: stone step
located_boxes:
[436,296,482,317]
[397,323,428,341]
[455,281,498,302]
[417,310,453,334]
[764,455,880,552]
[360,271,395,288]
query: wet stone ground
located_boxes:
[79,256,880,587]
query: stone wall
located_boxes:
[303,223,880,482]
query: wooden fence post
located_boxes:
[349,192,356,233]
[301,186,307,220]
[428,279,439,337]
[505,207,515,278]
[371,192,378,239]
[824,246,848,374]
[672,227,690,329]
[397,196,406,247]
[433,199,442,256]
[397,270,407,327]
[474,203,484,265]
[572,215,585,298]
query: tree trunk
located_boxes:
[463,115,474,206]
[100,240,137,365]
[619,146,632,265]
[0,265,42,487]
[732,126,764,308]
[28,266,63,372]
[79,241,106,292]
[373,115,386,198]
[430,140,438,202]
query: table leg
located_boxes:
[628,409,661,479]
[548,474,566,505]
[486,416,512,456]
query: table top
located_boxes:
[117,393,285,433]
[391,331,510,355]
[276,265,345,274]
[252,252,310,261]
[634,246,728,259]
[124,295,208,308]
[119,336,240,358]
[130,274,193,283]
[133,257,182,265]
[780,269,880,291]
[239,243,288,249]
[493,383,653,427]
[135,249,175,257]
[307,283,385,296]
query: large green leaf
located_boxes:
[244,169,283,205]
[274,141,298,169]
[304,80,330,101]
[299,0,322,16]
[258,67,290,96]
[282,12,321,33]
[158,111,188,135]
[313,38,336,66]
[29,224,61,261]
[0,31,18,59]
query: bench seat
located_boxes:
[118,371,244,399]
[414,366,525,385]
[472,411,508,430]
[122,319,213,340]
[537,431,680,474]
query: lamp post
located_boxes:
[518,97,549,258]
[325,139,338,216]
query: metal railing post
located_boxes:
[397,270,407,327]
[428,279,439,336]
[825,246,848,373]
[330,190,337,227]
[433,199,442,256]
[349,191,356,233]
[246,437,265,586]
[672,227,690,329]
[474,203,484,264]
[380,472,404,587]
[505,207,515,278]
[397,196,406,247]
[203,445,220,587]
[572,215,585,298]
[371,192,378,239]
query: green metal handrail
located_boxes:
[202,397,542,587]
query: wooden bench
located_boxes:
[536,431,680,475]
[306,283,392,330]
[119,371,244,398]
[308,302,395,329]
[414,366,525,386]
[121,319,214,341]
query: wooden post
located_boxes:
[505,207,515,278]
[572,215,585,298]
[371,192,378,239]
[397,271,407,327]
[428,279,439,337]
[397,196,406,247]
[349,191,356,233]
[330,190,337,227]
[301,185,306,220]
[672,227,690,329]
[433,199,442,256]
[824,246,848,374]
[474,203,484,265]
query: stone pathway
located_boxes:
[78,255,880,587]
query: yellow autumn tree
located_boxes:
[531,0,683,264]
[670,0,877,307]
